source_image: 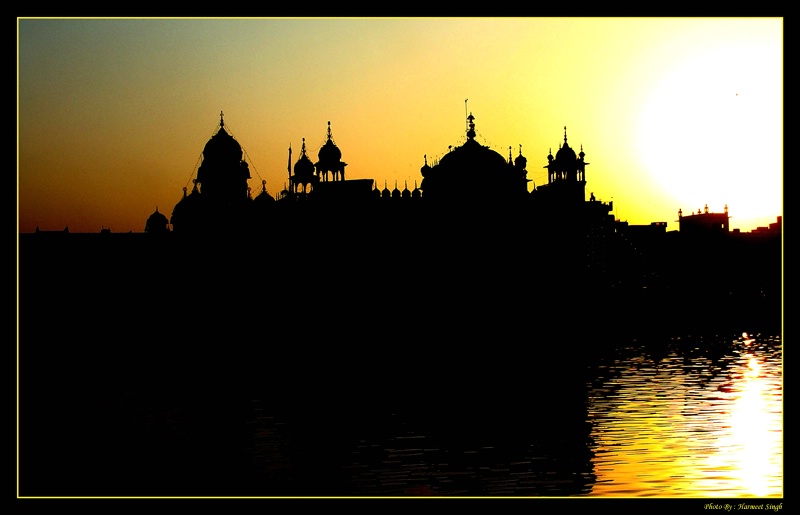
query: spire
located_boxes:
[327,120,333,142]
[220,110,225,128]
[467,112,476,140]
[563,126,568,145]
[287,142,292,177]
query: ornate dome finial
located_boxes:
[563,126,568,145]
[220,110,225,128]
[467,112,476,140]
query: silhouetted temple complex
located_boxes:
[25,110,782,348]
[163,112,615,237]
[19,108,783,480]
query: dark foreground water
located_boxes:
[18,234,782,500]
[19,331,781,499]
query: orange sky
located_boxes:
[17,17,782,234]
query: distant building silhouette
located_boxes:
[677,204,730,237]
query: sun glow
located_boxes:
[636,42,782,231]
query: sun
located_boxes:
[635,42,782,231]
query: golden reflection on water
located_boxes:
[586,333,782,497]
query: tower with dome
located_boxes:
[170,111,254,235]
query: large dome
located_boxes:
[419,113,529,204]
[437,113,507,179]
[438,137,507,175]
[203,124,242,163]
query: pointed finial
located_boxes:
[220,111,224,127]
[564,126,568,144]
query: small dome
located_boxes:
[555,126,576,162]
[294,139,315,178]
[556,143,576,162]
[318,138,341,163]
[420,155,431,177]
[317,121,342,163]
[171,181,202,226]
[146,207,169,233]
[253,180,275,205]
[514,146,527,169]
[295,154,315,176]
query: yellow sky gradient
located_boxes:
[17,17,782,234]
